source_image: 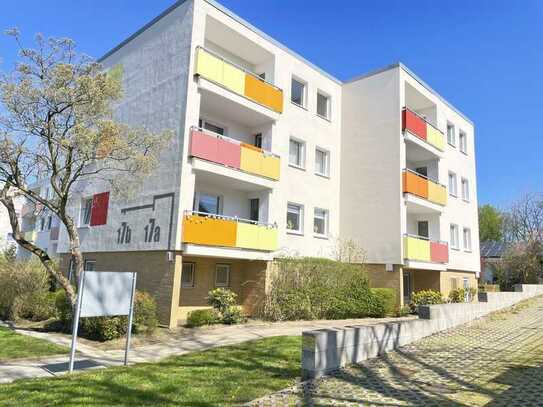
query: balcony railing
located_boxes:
[402,107,445,151]
[404,234,449,263]
[195,46,283,113]
[23,231,37,243]
[189,127,280,180]
[402,169,447,206]
[182,211,278,251]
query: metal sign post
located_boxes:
[69,270,86,373]
[124,272,137,366]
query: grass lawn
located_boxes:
[0,326,68,361]
[0,335,302,406]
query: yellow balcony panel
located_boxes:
[236,222,260,250]
[428,182,447,206]
[244,74,283,113]
[222,62,245,95]
[23,231,36,242]
[426,125,445,151]
[404,236,430,262]
[261,154,280,180]
[182,215,237,248]
[195,48,223,85]
[258,226,278,251]
[240,144,263,176]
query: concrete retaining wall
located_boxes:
[302,284,543,379]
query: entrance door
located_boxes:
[403,271,412,304]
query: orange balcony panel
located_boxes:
[244,74,283,113]
[403,171,429,199]
[402,109,427,140]
[182,215,237,248]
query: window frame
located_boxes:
[288,137,306,169]
[448,172,458,197]
[314,147,330,177]
[80,197,93,227]
[316,90,331,120]
[215,264,230,288]
[199,118,226,136]
[194,191,223,215]
[447,122,456,147]
[181,262,195,288]
[461,177,470,202]
[459,130,468,154]
[450,224,460,250]
[286,202,304,235]
[463,227,472,252]
[313,208,329,237]
[84,259,96,271]
[290,76,307,109]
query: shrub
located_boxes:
[133,291,158,335]
[0,258,55,321]
[410,289,443,312]
[449,287,478,303]
[395,305,412,317]
[207,288,237,314]
[186,309,220,327]
[371,288,397,317]
[222,306,246,325]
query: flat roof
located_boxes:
[98,0,472,124]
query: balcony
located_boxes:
[402,169,447,206]
[195,47,283,114]
[23,231,37,242]
[50,226,59,241]
[189,127,280,181]
[182,211,278,252]
[403,235,449,264]
[402,108,445,152]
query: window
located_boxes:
[81,198,93,226]
[249,198,259,222]
[47,216,52,231]
[448,172,458,197]
[291,78,306,107]
[313,208,329,236]
[459,131,467,154]
[463,227,472,251]
[289,138,305,168]
[315,148,330,177]
[196,193,222,215]
[254,133,262,149]
[450,277,458,291]
[415,167,428,177]
[461,178,470,201]
[181,263,195,288]
[215,264,230,287]
[199,118,224,135]
[258,72,266,80]
[317,91,330,119]
[450,224,460,249]
[287,203,303,233]
[417,221,429,238]
[39,217,45,232]
[447,122,456,146]
[84,260,96,271]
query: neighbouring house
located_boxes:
[18,0,481,327]
[479,240,508,284]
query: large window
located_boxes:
[181,263,195,288]
[447,122,456,146]
[81,197,93,226]
[289,138,305,168]
[287,203,303,233]
[448,172,458,197]
[291,78,306,107]
[84,260,96,271]
[313,208,329,236]
[199,118,224,135]
[459,130,468,154]
[315,148,330,177]
[215,264,230,287]
[461,178,470,201]
[317,91,330,119]
[249,198,260,222]
[196,192,222,215]
[450,224,460,249]
[463,227,472,251]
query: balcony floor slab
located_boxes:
[404,260,447,271]
[182,243,274,261]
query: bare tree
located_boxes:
[0,31,172,305]
[503,193,543,244]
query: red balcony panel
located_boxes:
[402,109,427,140]
[216,137,241,169]
[430,241,449,263]
[190,129,219,162]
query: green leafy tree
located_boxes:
[479,204,504,241]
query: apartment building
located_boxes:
[23,0,479,327]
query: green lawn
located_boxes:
[0,326,68,361]
[0,335,302,406]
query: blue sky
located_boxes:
[1,0,542,208]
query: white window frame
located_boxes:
[290,76,307,108]
[461,177,470,202]
[84,259,96,271]
[289,137,306,169]
[459,130,467,154]
[313,208,329,237]
[450,224,460,250]
[448,172,458,197]
[463,227,472,252]
[316,90,331,120]
[286,202,304,234]
[181,263,195,288]
[199,118,226,136]
[447,122,456,147]
[80,197,93,227]
[314,147,330,177]
[194,191,223,215]
[215,264,230,287]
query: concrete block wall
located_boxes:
[302,284,543,379]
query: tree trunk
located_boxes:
[60,214,85,289]
[0,195,77,306]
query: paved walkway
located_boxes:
[0,316,412,384]
[250,296,543,406]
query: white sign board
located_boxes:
[80,271,135,317]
